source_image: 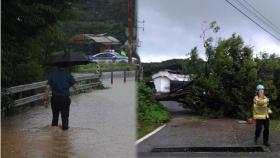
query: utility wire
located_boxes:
[224,0,280,41]
[243,0,280,32]
[234,0,280,36]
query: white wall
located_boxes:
[154,77,170,93]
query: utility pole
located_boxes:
[128,0,133,64]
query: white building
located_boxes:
[152,70,190,93]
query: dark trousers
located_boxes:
[51,96,71,128]
[255,118,269,143]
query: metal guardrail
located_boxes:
[5,70,141,107]
[6,74,101,107]
[6,81,48,94]
[6,74,100,94]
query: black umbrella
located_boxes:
[48,52,90,67]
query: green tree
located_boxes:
[182,47,205,78]
[2,0,76,87]
[61,0,128,43]
[183,34,262,119]
[255,53,280,116]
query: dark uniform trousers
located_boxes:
[255,118,269,143]
[51,96,71,129]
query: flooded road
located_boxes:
[2,77,136,158]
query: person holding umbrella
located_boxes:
[44,52,90,130]
[44,67,76,130]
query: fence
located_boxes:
[5,74,101,107]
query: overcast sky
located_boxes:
[137,0,280,62]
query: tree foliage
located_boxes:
[2,0,76,87]
[182,47,205,78]
[2,0,128,88]
[182,34,280,119]
[142,59,185,77]
[61,0,128,43]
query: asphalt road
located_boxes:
[137,101,280,158]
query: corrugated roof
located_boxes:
[69,34,120,44]
[152,71,176,80]
[152,70,189,81]
[106,36,120,43]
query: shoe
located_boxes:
[263,142,270,147]
[62,126,69,130]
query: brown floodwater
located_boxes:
[2,78,136,158]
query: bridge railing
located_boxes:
[5,74,101,107]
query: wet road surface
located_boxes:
[2,76,136,158]
[138,101,280,158]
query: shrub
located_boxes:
[182,34,280,119]
[137,81,170,125]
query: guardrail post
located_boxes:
[124,70,127,83]
[135,70,138,81]
[90,79,94,89]
[111,70,113,85]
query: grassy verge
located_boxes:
[75,62,137,73]
[271,119,280,131]
[137,123,159,139]
[137,81,170,139]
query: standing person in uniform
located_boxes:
[253,84,272,146]
[43,67,77,130]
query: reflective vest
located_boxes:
[121,50,128,56]
[253,96,270,119]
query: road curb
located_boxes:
[136,124,166,144]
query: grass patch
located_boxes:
[271,119,280,131]
[75,62,138,73]
[137,123,158,139]
[137,81,170,139]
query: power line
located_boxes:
[242,0,280,33]
[234,0,280,36]
[224,0,280,41]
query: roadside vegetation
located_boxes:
[271,120,280,132]
[137,81,170,138]
[75,62,137,73]
[181,35,280,120]
[142,59,185,77]
[2,0,128,88]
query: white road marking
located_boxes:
[136,124,166,144]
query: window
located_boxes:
[96,54,107,57]
[106,54,114,57]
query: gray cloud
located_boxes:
[137,0,280,62]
